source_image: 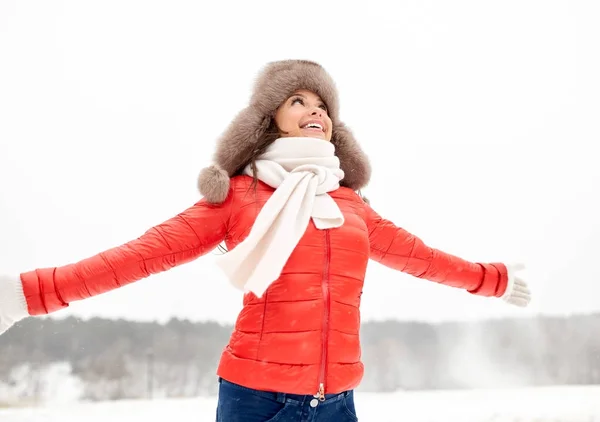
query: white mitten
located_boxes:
[501,263,532,307]
[0,274,29,335]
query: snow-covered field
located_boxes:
[1,385,599,422]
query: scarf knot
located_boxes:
[291,164,340,194]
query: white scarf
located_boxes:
[215,136,345,298]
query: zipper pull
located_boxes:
[317,383,325,401]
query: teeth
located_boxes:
[304,123,323,130]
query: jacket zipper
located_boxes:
[316,229,331,401]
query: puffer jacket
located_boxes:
[19,175,508,397]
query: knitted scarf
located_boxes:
[216,136,345,297]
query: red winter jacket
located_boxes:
[19,175,508,396]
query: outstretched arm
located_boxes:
[364,202,508,297]
[20,191,234,316]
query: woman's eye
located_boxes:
[291,98,304,105]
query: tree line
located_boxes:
[1,313,599,402]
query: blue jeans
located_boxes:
[215,378,359,422]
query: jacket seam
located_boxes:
[51,267,67,306]
[152,227,172,250]
[99,252,121,287]
[257,291,268,361]
[130,245,150,277]
[417,249,434,278]
[36,270,48,314]
[224,179,237,239]
[179,214,201,244]
[73,265,93,298]
[401,237,417,272]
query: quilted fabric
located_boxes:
[20,175,507,395]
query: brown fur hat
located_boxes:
[197,59,371,203]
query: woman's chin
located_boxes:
[299,129,328,140]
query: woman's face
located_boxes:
[274,89,333,141]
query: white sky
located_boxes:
[0,0,598,325]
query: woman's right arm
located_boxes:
[19,185,235,317]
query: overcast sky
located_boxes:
[0,0,598,325]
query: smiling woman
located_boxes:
[0,59,531,422]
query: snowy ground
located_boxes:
[1,385,599,422]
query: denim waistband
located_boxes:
[218,377,352,405]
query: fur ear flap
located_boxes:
[332,122,371,191]
[197,107,270,204]
[197,165,230,204]
[213,107,271,177]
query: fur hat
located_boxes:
[197,59,371,203]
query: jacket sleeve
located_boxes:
[364,202,508,297]
[20,190,234,316]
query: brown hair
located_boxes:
[234,118,283,194]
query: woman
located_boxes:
[0,60,531,421]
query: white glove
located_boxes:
[0,274,29,335]
[501,263,532,307]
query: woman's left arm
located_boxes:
[364,202,509,298]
